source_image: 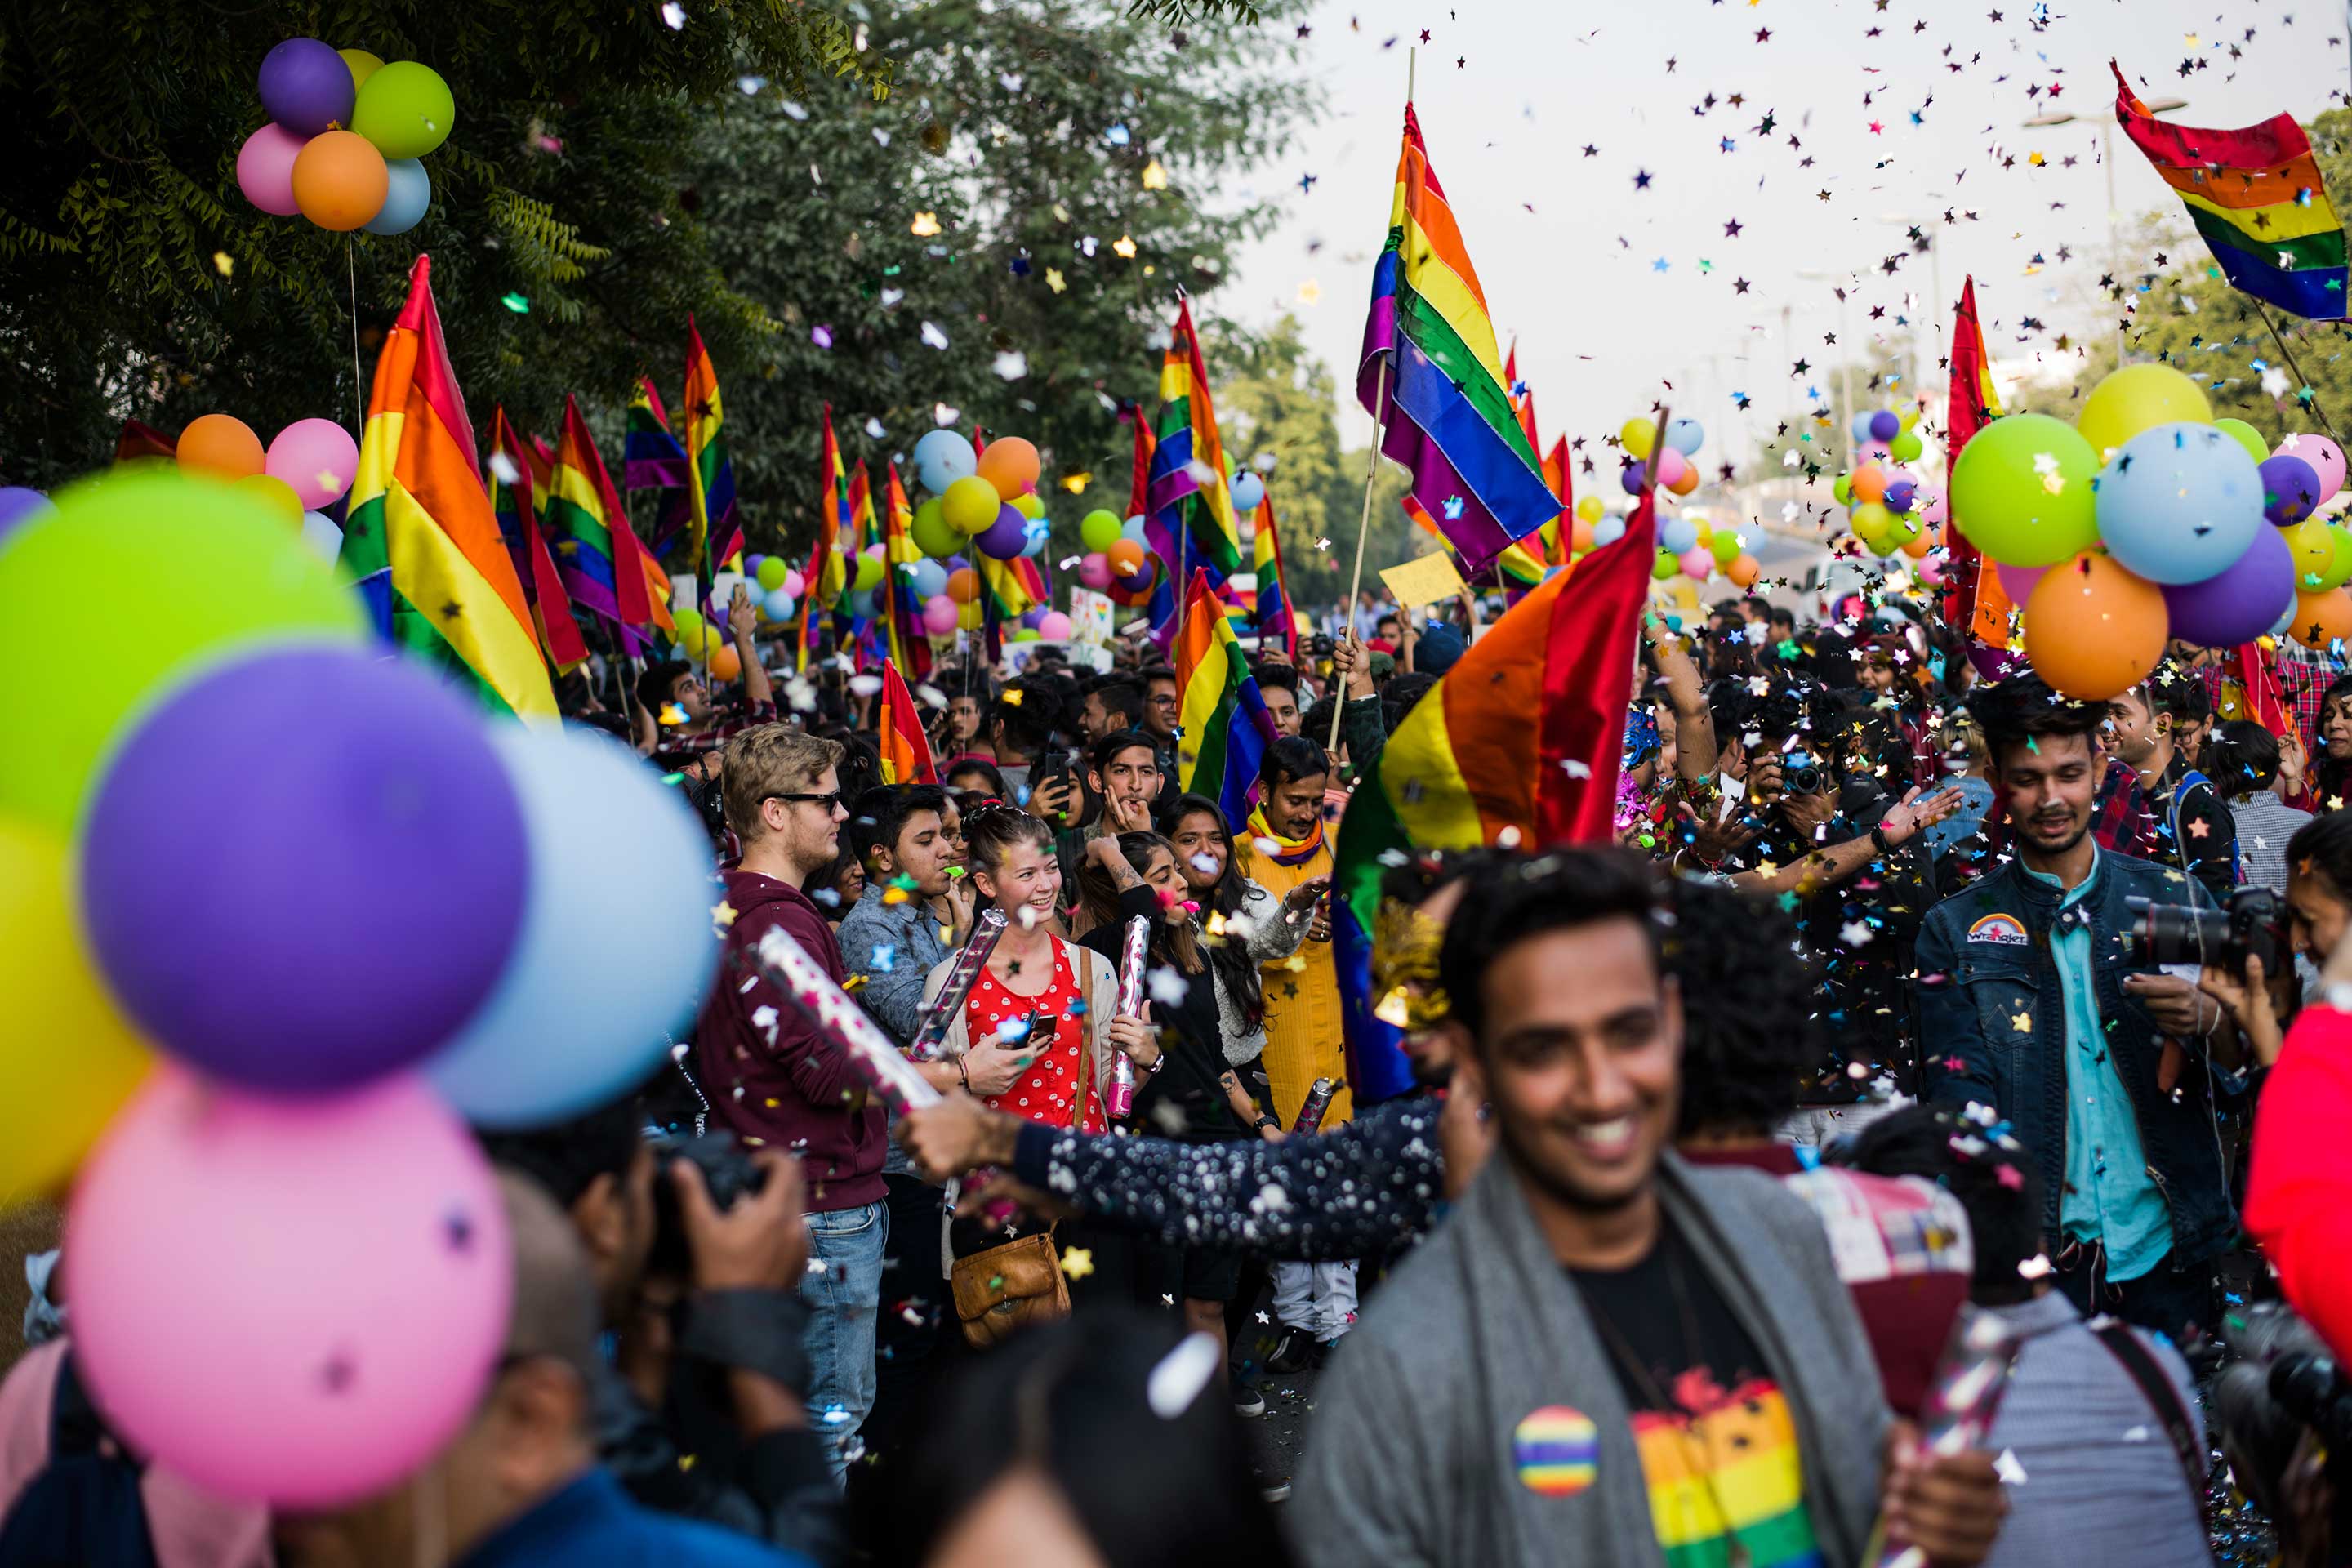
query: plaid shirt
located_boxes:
[2197,644,2342,751]
[651,697,778,773]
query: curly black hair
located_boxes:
[1965,673,2105,772]
[1664,879,1821,1140]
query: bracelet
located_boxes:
[1869,823,1895,855]
[956,1056,970,1092]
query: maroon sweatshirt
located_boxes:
[694,868,888,1213]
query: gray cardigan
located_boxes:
[1293,1151,1889,1568]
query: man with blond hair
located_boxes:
[694,725,887,1481]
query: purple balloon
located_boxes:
[1018,607,1049,630]
[0,485,54,548]
[975,504,1029,560]
[2162,522,2297,648]
[257,38,355,137]
[1619,462,1647,497]
[1884,479,1918,514]
[1869,410,1902,442]
[80,647,528,1093]
[2259,453,2323,526]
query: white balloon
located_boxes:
[299,510,343,564]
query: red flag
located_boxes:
[1943,276,2011,646]
[876,658,938,785]
[2231,643,2296,737]
[114,420,177,464]
[1125,405,1156,520]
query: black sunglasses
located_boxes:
[764,791,846,813]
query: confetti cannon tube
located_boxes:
[755,926,942,1115]
[1866,1303,2025,1568]
[1291,1077,1339,1134]
[905,908,1008,1063]
[1107,915,1151,1119]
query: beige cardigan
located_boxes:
[916,934,1125,1114]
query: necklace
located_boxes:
[1575,1227,1754,1568]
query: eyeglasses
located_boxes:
[764,791,846,813]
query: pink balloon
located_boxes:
[236,123,309,217]
[1918,552,1950,586]
[783,568,805,599]
[1920,489,1949,527]
[1996,560,2047,602]
[2285,432,2349,506]
[864,541,886,559]
[1677,546,1715,579]
[1036,610,1075,640]
[1079,551,1114,590]
[265,417,360,509]
[1654,447,1690,487]
[922,595,960,635]
[65,1069,510,1508]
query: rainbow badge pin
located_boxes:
[1512,1405,1598,1496]
[1967,912,2028,946]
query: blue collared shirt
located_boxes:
[2025,845,2174,1282]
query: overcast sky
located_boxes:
[1214,0,2352,474]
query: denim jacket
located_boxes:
[1916,850,2237,1268]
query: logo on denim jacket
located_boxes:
[1967,913,2029,946]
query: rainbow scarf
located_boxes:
[1247,805,1325,867]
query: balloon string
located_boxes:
[349,240,364,435]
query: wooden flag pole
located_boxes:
[1328,48,1414,756]
[2252,301,2345,445]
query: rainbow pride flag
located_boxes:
[1402,493,1548,594]
[1173,567,1276,831]
[1145,301,1243,595]
[2114,60,2348,319]
[1333,479,1659,1102]
[1634,1383,1822,1568]
[1122,403,1180,639]
[797,404,853,670]
[487,407,587,673]
[1250,491,1298,663]
[881,463,931,678]
[341,255,556,722]
[1360,105,1561,577]
[624,376,692,563]
[683,317,744,577]
[545,395,665,653]
[875,658,938,786]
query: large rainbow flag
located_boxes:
[1250,491,1298,663]
[2114,60,2348,319]
[1332,478,1660,1102]
[1360,105,1561,577]
[1145,301,1243,595]
[487,407,588,673]
[544,395,669,653]
[683,317,745,577]
[341,255,557,722]
[1173,567,1278,831]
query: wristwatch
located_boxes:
[1869,822,1895,855]
[1253,1114,1282,1133]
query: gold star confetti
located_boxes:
[1058,470,1090,492]
[1061,1246,1094,1280]
[910,211,942,237]
[712,900,739,928]
[1112,234,1138,258]
[1141,158,1169,190]
[212,251,234,277]
[2010,1011,2032,1033]
[1045,267,1067,293]
[1298,278,1323,305]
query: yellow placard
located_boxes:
[1379,550,1466,610]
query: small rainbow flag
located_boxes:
[2114,60,2348,319]
[1250,490,1298,664]
[1174,567,1278,832]
[487,407,587,673]
[544,395,669,653]
[875,658,937,786]
[881,462,932,679]
[341,254,556,722]
[798,404,853,671]
[683,316,744,577]
[624,376,692,563]
[1334,478,1660,1102]
[1360,105,1561,577]
[1146,301,1243,592]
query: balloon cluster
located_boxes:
[0,468,718,1507]
[1076,505,1161,604]
[1601,415,1758,588]
[1831,407,1941,564]
[900,429,1069,634]
[175,409,359,562]
[236,38,452,236]
[1949,362,2352,700]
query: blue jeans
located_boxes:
[799,1198,889,1480]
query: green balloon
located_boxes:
[1947,413,2100,568]
[2214,417,2270,466]
[911,497,961,559]
[853,553,884,593]
[1832,474,1853,506]
[2319,527,2352,593]
[1652,549,1679,581]
[351,61,455,161]
[0,468,367,832]
[1890,430,1924,462]
[1079,509,1123,551]
[1710,532,1740,566]
[755,556,787,591]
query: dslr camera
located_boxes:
[2123,887,2288,978]
[646,1130,770,1281]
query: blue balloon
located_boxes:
[1231,470,1267,512]
[847,588,879,619]
[2094,422,2264,586]
[1659,516,1699,554]
[1592,515,1628,547]
[910,558,948,599]
[761,587,795,621]
[1851,412,1878,443]
[1022,520,1051,558]
[1664,417,1705,456]
[363,158,431,236]
[913,430,977,495]
[1121,514,1151,544]
[428,727,719,1127]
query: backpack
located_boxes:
[2164,768,2243,884]
[0,1351,160,1568]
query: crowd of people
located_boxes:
[11,572,2352,1568]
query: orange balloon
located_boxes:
[1668,465,1700,497]
[2022,551,2167,701]
[2289,589,2352,649]
[976,437,1041,501]
[706,642,742,682]
[232,473,305,528]
[1726,553,1762,589]
[176,413,265,479]
[1105,538,1147,577]
[1570,517,1596,552]
[1849,464,1888,504]
[1900,531,1932,560]
[292,130,390,232]
[945,568,980,605]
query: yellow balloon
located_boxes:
[232,473,305,529]
[1575,494,1605,523]
[2287,517,2336,586]
[2076,363,2212,462]
[1851,501,1891,541]
[957,599,983,632]
[339,47,385,93]
[1621,418,1657,460]
[0,822,153,1208]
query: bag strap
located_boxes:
[2088,1320,2207,1499]
[1070,942,1098,1131]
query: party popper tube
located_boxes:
[906,908,1008,1063]
[755,926,941,1115]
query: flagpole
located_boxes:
[1327,49,1414,757]
[2252,301,2345,445]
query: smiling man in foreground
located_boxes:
[1293,849,2004,1568]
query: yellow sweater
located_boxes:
[1248,842,1352,1128]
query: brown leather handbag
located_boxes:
[949,944,1100,1349]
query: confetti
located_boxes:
[212,251,234,278]
[660,1,685,27]
[500,293,530,314]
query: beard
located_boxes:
[2019,814,2088,857]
